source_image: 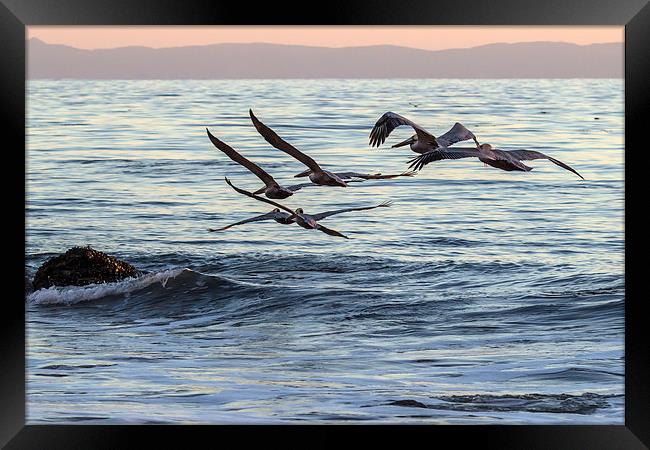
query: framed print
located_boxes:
[2,0,648,447]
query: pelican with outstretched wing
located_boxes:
[248,110,348,187]
[207,128,312,199]
[223,177,349,238]
[209,201,392,232]
[207,208,293,232]
[369,112,479,153]
[295,201,392,223]
[408,143,584,179]
[250,109,417,187]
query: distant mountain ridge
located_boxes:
[27,38,622,79]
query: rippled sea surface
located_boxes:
[26,79,624,424]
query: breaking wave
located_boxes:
[27,268,186,306]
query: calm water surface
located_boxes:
[26,79,624,424]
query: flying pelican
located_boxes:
[209,202,392,232]
[206,128,312,199]
[208,208,293,232]
[408,143,584,179]
[369,112,479,153]
[250,109,417,186]
[223,177,349,238]
[248,110,348,187]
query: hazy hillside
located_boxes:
[27,39,622,79]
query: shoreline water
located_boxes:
[26,78,624,423]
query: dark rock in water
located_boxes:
[388,399,430,408]
[32,246,140,291]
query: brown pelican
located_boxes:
[208,208,292,232]
[206,128,314,199]
[250,109,417,186]
[408,143,584,179]
[209,202,392,232]
[369,112,479,153]
[248,110,348,187]
[223,177,350,238]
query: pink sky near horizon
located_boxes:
[27,26,622,51]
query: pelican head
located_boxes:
[272,208,281,212]
[295,208,304,214]
[479,143,493,152]
[392,134,417,148]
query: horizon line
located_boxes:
[28,37,622,53]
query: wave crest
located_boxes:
[26,268,186,306]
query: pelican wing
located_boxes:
[285,182,317,192]
[408,148,489,171]
[249,110,322,172]
[436,122,480,148]
[333,171,378,179]
[335,171,417,180]
[369,112,437,148]
[208,211,286,232]
[506,149,584,179]
[207,129,277,187]
[310,201,393,221]
[315,223,350,239]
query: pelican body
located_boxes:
[307,169,348,187]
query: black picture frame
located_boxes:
[2,0,648,447]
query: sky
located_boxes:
[27,26,622,51]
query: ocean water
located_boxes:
[26,79,624,424]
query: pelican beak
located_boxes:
[392,136,414,148]
[294,169,312,178]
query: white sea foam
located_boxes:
[26,268,187,306]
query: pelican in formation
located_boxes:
[221,178,391,239]
[370,111,583,179]
[209,200,392,233]
[207,109,585,240]
[408,143,584,179]
[370,112,479,153]
[206,129,310,199]
[249,110,416,186]
[207,111,415,201]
